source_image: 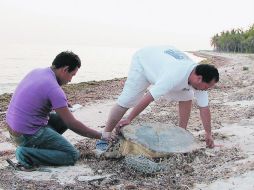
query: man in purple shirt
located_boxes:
[6,51,103,171]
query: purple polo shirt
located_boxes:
[6,67,68,134]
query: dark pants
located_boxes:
[11,113,80,168]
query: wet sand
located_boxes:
[0,51,254,189]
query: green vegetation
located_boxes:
[211,24,254,53]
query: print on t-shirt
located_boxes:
[164,49,188,60]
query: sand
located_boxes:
[0,51,254,189]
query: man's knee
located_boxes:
[70,149,80,164]
[179,100,193,109]
[179,100,192,104]
[62,148,80,165]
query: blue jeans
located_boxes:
[12,113,80,168]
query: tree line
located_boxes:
[211,24,254,53]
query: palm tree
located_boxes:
[210,24,254,53]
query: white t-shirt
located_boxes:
[135,46,209,107]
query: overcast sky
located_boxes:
[0,0,253,50]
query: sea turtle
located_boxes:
[103,122,199,159]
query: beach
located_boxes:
[0,51,254,189]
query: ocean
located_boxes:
[0,44,203,95]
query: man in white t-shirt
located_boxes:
[97,46,219,151]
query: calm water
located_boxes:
[0,44,203,95]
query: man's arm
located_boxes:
[55,107,101,139]
[199,106,214,148]
[116,92,154,129]
[127,91,154,121]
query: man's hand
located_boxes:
[101,131,112,141]
[115,118,131,133]
[205,133,215,148]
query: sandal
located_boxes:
[6,158,37,172]
[96,139,109,152]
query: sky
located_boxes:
[0,0,253,50]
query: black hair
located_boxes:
[52,51,81,72]
[195,64,219,83]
